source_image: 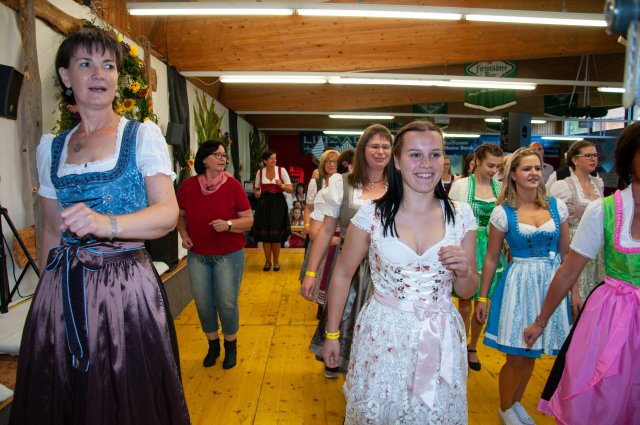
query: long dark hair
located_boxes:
[615,121,640,185]
[375,121,456,237]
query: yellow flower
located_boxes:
[116,33,123,42]
[128,81,140,93]
[187,159,195,169]
[115,101,125,115]
[122,98,135,112]
[129,45,139,57]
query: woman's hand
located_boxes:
[209,219,229,232]
[570,292,583,319]
[475,301,488,323]
[60,203,111,239]
[322,338,340,369]
[300,275,316,300]
[438,245,470,277]
[181,234,193,249]
[523,323,544,348]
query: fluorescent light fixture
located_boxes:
[531,119,547,124]
[484,118,502,123]
[128,2,293,16]
[297,6,460,20]
[323,130,364,135]
[329,114,395,120]
[328,77,536,90]
[443,133,481,138]
[127,3,605,29]
[597,86,626,93]
[220,75,326,84]
[465,14,606,27]
[541,136,584,141]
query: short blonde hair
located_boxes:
[318,149,340,179]
[496,147,548,209]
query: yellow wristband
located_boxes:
[305,271,317,277]
[325,331,341,340]
[477,297,489,303]
[304,223,310,228]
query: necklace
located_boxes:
[368,179,382,189]
[72,116,118,153]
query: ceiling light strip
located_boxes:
[329,114,395,120]
[465,14,605,27]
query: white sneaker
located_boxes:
[512,402,536,425]
[498,407,522,425]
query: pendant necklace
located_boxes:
[368,179,382,189]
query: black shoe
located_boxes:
[203,338,221,368]
[223,339,237,369]
[468,347,481,371]
[273,265,280,272]
[263,264,271,271]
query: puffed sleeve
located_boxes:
[448,177,467,203]
[489,205,508,233]
[254,170,261,188]
[548,179,571,204]
[456,202,478,237]
[280,168,292,185]
[135,121,176,181]
[37,134,57,199]
[306,179,319,205]
[555,198,569,223]
[350,201,375,233]
[569,199,604,259]
[310,189,326,222]
[322,173,344,218]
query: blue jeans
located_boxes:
[187,249,245,335]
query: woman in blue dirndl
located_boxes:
[476,147,572,425]
[9,28,190,425]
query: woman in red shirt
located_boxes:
[177,140,253,369]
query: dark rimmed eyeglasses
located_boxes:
[210,152,229,159]
[575,153,598,159]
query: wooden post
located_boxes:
[1,0,86,34]
[18,0,43,252]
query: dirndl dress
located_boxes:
[538,190,640,424]
[484,197,572,358]
[250,167,291,243]
[309,174,374,371]
[9,120,190,425]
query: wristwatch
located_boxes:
[227,220,233,231]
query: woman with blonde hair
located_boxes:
[476,147,572,425]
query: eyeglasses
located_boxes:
[210,152,229,159]
[575,153,598,159]
[366,144,392,152]
[326,160,338,164]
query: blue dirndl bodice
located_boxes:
[50,119,148,244]
[504,197,561,259]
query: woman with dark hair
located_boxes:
[549,140,604,304]
[476,147,571,425]
[251,150,293,271]
[10,27,190,424]
[176,140,253,370]
[449,143,506,371]
[441,155,454,193]
[301,124,392,378]
[524,122,640,424]
[461,153,476,178]
[323,121,478,423]
[294,182,307,205]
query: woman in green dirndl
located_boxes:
[449,143,507,371]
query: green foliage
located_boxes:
[193,92,225,147]
[249,128,267,176]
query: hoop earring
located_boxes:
[65,87,73,96]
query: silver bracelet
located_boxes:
[107,212,118,240]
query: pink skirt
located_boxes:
[538,276,640,425]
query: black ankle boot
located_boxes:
[223,339,237,369]
[203,339,220,367]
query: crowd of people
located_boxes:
[9,25,639,425]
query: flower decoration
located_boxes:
[179,150,195,182]
[54,25,158,133]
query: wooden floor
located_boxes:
[176,249,557,425]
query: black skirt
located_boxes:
[250,192,291,243]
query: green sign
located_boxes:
[464,61,517,112]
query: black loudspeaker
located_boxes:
[145,228,179,270]
[500,112,531,153]
[165,122,185,146]
[0,65,24,120]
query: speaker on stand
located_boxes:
[0,64,24,120]
[500,112,532,153]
